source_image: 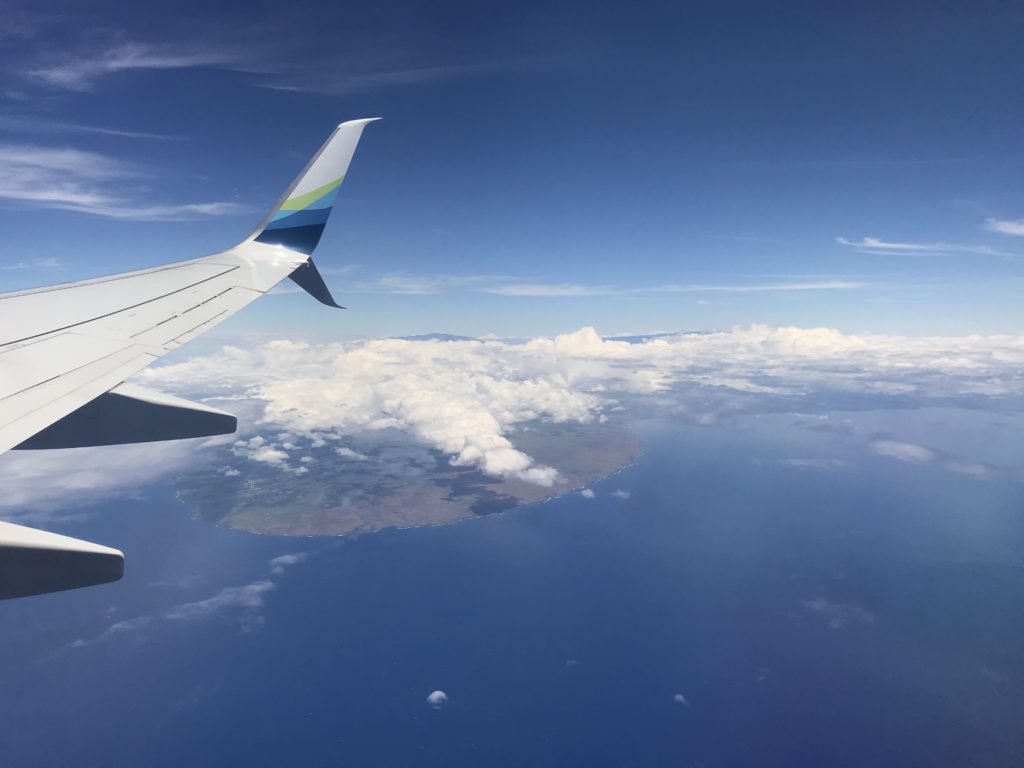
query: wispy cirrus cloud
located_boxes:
[654,280,864,293]
[837,236,1011,257]
[0,114,178,141]
[353,273,513,295]
[257,59,511,95]
[486,283,611,297]
[984,218,1024,236]
[0,256,60,271]
[70,551,309,648]
[26,42,238,91]
[379,277,866,298]
[0,144,249,220]
[20,30,518,96]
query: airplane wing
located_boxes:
[0,118,379,598]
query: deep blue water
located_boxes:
[2,410,1024,767]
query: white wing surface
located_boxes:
[0,118,379,598]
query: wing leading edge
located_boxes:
[0,118,379,598]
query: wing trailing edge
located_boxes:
[0,521,123,599]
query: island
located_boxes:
[175,421,641,536]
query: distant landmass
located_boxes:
[176,421,641,537]
[393,333,478,342]
[394,331,708,344]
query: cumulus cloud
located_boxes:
[231,435,309,474]
[335,447,368,461]
[426,690,448,709]
[580,488,596,499]
[612,489,631,500]
[5,325,1024,518]
[673,693,690,706]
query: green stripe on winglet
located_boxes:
[280,176,345,211]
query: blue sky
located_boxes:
[1,0,1023,338]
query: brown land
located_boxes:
[177,422,641,537]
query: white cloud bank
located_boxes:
[139,325,1024,479]
[2,325,1022,517]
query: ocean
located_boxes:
[2,410,1023,767]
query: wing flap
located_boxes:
[15,382,236,449]
[0,346,156,454]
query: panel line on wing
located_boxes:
[0,265,242,348]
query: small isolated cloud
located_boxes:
[335,447,368,461]
[946,461,993,479]
[780,458,847,470]
[612,489,631,500]
[232,435,308,474]
[803,598,876,630]
[426,690,448,709]
[870,440,935,464]
[984,218,1024,236]
[673,693,690,706]
[580,488,596,499]
[268,552,308,575]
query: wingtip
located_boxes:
[339,117,382,129]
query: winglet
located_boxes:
[249,117,381,255]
